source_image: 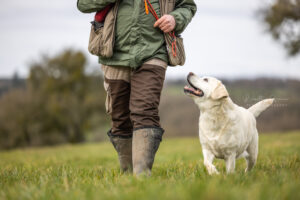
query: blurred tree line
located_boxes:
[261,0,300,56]
[0,50,109,150]
[1,50,300,150]
[0,73,25,97]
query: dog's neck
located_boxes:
[198,97,234,115]
[198,98,235,137]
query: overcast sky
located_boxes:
[0,0,299,79]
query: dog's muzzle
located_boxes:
[184,73,204,97]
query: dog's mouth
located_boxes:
[184,76,204,97]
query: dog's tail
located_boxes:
[248,98,274,118]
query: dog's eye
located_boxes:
[204,78,208,82]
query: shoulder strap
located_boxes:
[159,0,175,16]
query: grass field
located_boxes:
[1,132,300,200]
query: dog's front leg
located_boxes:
[203,149,219,175]
[225,153,236,174]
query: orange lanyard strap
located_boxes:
[144,0,177,57]
[144,0,149,14]
[171,32,177,57]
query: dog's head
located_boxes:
[184,72,229,107]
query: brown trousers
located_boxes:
[102,59,167,138]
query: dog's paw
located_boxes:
[207,166,220,175]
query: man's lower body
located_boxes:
[102,58,167,176]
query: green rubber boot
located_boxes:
[108,131,132,173]
[132,127,164,176]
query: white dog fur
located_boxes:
[184,72,274,174]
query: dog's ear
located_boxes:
[211,82,228,100]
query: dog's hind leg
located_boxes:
[203,149,219,175]
[245,133,258,172]
[225,153,236,174]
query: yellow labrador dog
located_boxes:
[184,72,274,174]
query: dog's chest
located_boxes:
[199,130,240,158]
[198,107,252,158]
[199,119,248,158]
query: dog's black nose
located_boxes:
[188,72,194,77]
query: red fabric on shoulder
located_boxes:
[94,4,113,22]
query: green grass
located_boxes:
[1,132,300,200]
